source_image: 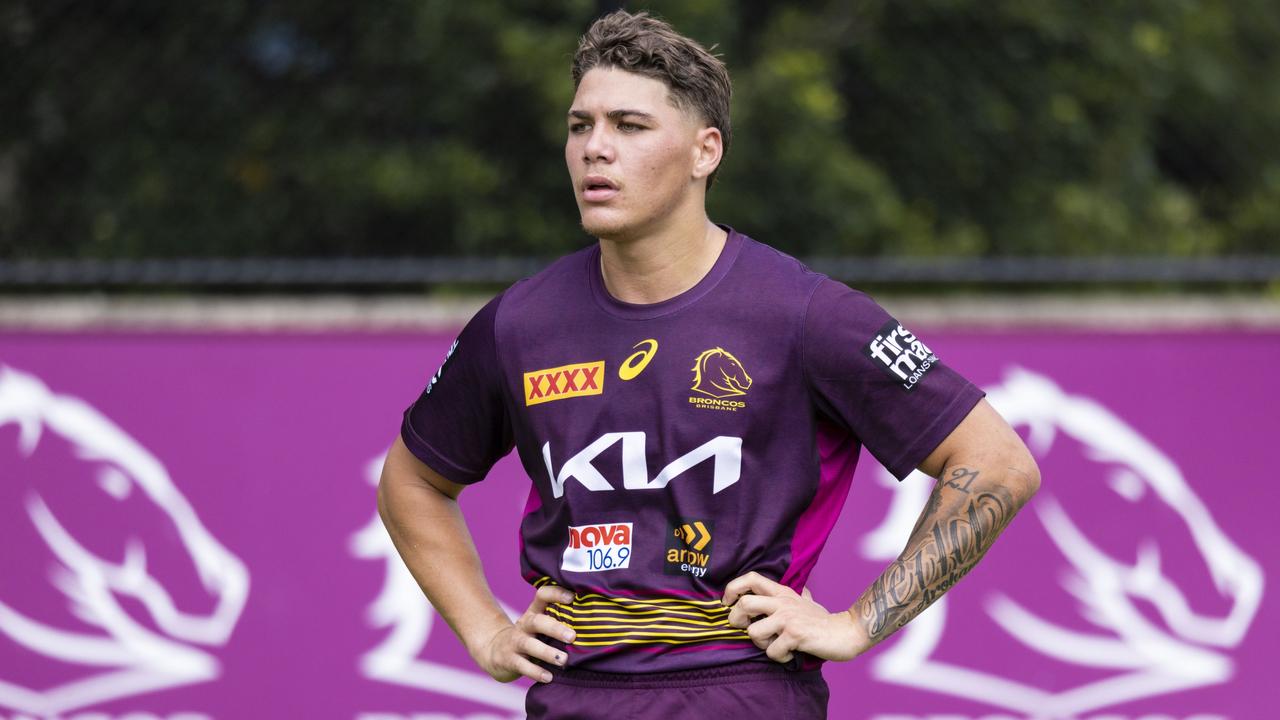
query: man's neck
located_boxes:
[597,218,728,305]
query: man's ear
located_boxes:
[691,126,723,182]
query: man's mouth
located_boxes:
[583,176,620,202]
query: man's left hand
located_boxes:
[722,572,867,663]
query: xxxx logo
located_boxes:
[523,361,604,406]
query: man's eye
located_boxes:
[569,123,590,134]
[618,122,643,132]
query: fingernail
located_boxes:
[556,652,566,664]
[563,632,575,642]
[542,672,553,683]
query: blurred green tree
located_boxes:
[1,0,1276,261]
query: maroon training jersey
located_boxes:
[401,227,983,673]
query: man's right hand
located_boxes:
[473,584,577,683]
[379,440,578,684]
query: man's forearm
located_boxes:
[851,462,1038,647]
[377,462,510,659]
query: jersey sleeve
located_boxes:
[802,278,984,480]
[400,292,514,485]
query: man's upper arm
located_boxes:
[917,398,1040,489]
[385,435,467,500]
[803,278,985,479]
[399,292,515,487]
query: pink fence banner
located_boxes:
[1,328,1273,719]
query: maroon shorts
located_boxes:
[525,660,829,720]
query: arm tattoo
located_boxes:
[855,466,1018,644]
[944,467,979,494]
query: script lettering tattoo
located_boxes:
[855,465,1017,643]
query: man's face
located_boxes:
[565,67,709,240]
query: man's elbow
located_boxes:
[376,463,398,529]
[377,443,415,528]
[1006,444,1041,506]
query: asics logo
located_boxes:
[618,339,658,381]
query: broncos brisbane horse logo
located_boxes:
[690,348,753,399]
[859,367,1263,718]
[0,364,249,717]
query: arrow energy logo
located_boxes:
[665,519,714,578]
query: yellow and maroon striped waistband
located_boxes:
[534,577,750,648]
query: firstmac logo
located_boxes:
[523,361,604,406]
[864,320,938,392]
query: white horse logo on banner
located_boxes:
[0,365,250,717]
[350,455,523,720]
[863,367,1263,718]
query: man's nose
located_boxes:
[583,125,614,163]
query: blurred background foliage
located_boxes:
[2,0,1278,261]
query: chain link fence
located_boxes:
[1,256,1278,289]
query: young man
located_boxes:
[378,10,1040,718]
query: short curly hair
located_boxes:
[572,10,732,189]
